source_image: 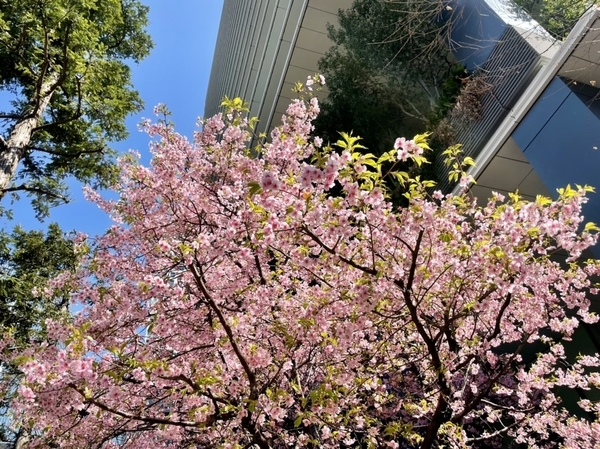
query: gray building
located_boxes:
[204,0,353,137]
[204,0,600,229]
[445,1,600,254]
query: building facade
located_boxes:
[205,0,600,234]
[446,1,600,250]
[204,0,353,137]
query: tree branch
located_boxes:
[452,334,533,423]
[104,0,129,52]
[487,292,513,343]
[69,384,230,429]
[0,114,24,121]
[49,22,72,94]
[33,17,51,105]
[1,184,67,202]
[394,229,453,449]
[465,419,522,443]
[189,262,257,394]
[254,254,267,285]
[26,145,105,159]
[301,225,378,276]
[33,75,83,133]
[395,100,429,123]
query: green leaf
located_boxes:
[362,159,379,168]
[585,222,600,233]
[535,195,552,206]
[378,152,392,164]
[248,181,263,197]
[294,414,303,428]
[463,156,476,166]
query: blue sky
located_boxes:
[2,0,224,236]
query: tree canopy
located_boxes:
[0,0,152,218]
[0,223,78,444]
[314,0,456,156]
[0,224,77,344]
[4,82,600,448]
[513,0,593,39]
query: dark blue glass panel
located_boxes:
[522,91,600,256]
[512,77,571,151]
[443,0,507,70]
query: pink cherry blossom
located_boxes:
[4,85,600,449]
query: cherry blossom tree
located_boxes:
[4,78,600,448]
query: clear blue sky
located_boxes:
[2,0,224,236]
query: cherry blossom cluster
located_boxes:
[305,74,326,91]
[4,84,600,449]
[394,136,424,161]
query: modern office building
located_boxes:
[436,0,560,193]
[205,0,600,232]
[204,0,353,137]
[444,1,600,252]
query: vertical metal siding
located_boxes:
[437,25,542,192]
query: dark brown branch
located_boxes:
[0,114,24,121]
[26,145,105,159]
[32,112,84,133]
[190,263,257,393]
[157,373,236,407]
[487,292,513,343]
[452,334,533,423]
[465,419,522,443]
[1,184,67,201]
[301,225,378,276]
[394,229,452,449]
[70,385,199,428]
[254,254,267,285]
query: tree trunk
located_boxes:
[420,393,449,449]
[0,77,56,199]
[14,428,29,449]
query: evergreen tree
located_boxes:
[315,0,455,155]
